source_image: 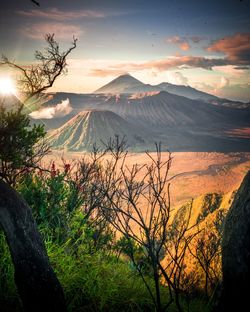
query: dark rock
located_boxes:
[215,171,250,311]
[0,180,67,312]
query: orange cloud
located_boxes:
[167,36,190,51]
[207,33,250,64]
[89,56,228,77]
[90,33,250,78]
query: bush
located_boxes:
[17,168,82,243]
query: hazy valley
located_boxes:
[44,149,250,206]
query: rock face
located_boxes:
[217,171,250,310]
[0,180,67,312]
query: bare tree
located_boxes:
[1,33,77,112]
[73,147,117,254]
[88,140,198,312]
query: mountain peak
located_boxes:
[114,73,139,81]
[95,74,145,94]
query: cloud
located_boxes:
[213,83,250,102]
[89,68,129,77]
[194,79,250,102]
[90,33,250,78]
[207,33,250,64]
[20,23,83,40]
[89,56,228,77]
[213,65,246,76]
[166,72,189,85]
[179,42,190,51]
[29,98,72,119]
[17,8,111,21]
[167,36,190,51]
[234,66,250,70]
[218,76,230,89]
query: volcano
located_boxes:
[48,109,152,151]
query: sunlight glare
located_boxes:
[0,77,17,95]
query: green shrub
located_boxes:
[17,170,82,243]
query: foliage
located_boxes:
[0,144,224,312]
[0,106,48,185]
[17,166,81,242]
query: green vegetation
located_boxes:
[0,150,225,311]
[0,106,48,186]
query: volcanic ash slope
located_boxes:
[48,109,152,151]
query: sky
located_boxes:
[0,0,250,101]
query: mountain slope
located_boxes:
[99,91,250,129]
[48,109,152,151]
[95,74,217,101]
[156,82,216,101]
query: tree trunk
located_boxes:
[0,180,67,312]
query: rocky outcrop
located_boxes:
[0,180,67,312]
[216,171,250,310]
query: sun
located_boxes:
[0,77,17,95]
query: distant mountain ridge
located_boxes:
[95,74,217,101]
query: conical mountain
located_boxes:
[48,109,152,151]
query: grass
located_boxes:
[48,242,169,311]
[0,233,209,311]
